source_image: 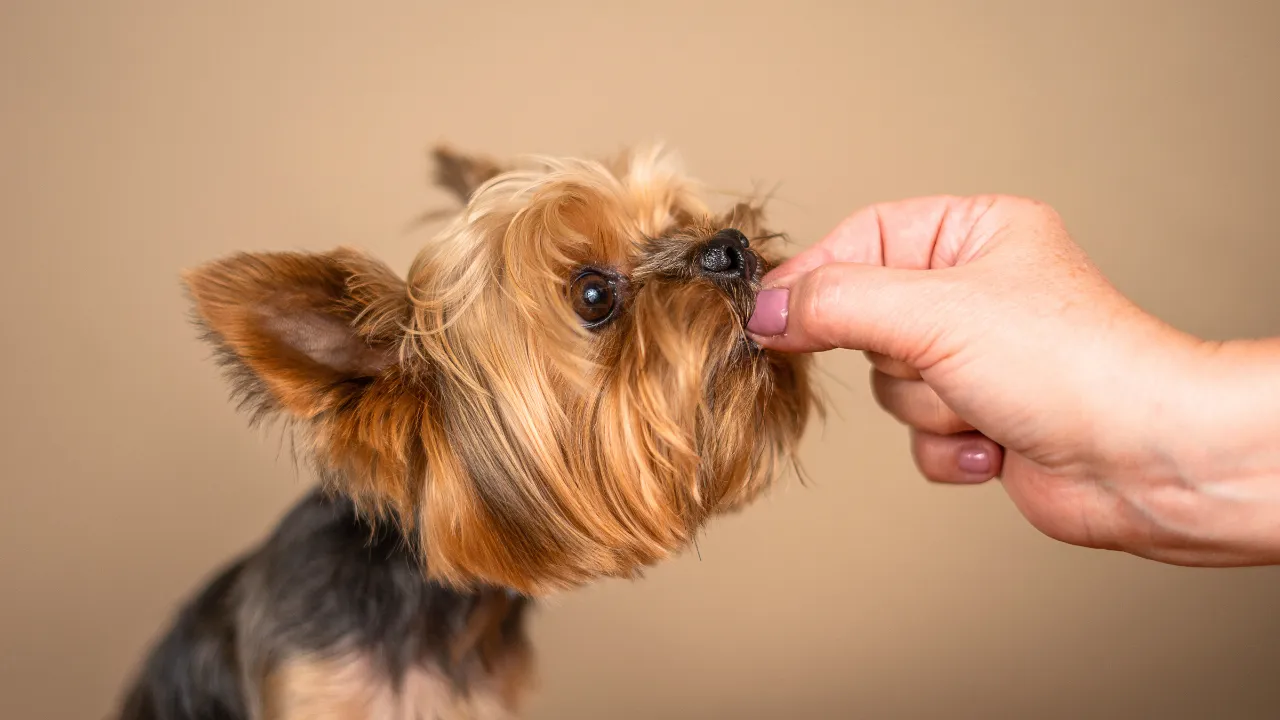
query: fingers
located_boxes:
[911,430,1003,484]
[872,367,993,484]
[871,370,973,435]
[762,195,1001,287]
[750,195,1019,358]
[747,261,955,361]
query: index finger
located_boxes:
[763,195,997,287]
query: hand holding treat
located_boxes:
[749,195,1280,567]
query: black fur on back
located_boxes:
[115,489,531,720]
[118,557,248,720]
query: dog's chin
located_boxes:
[733,300,765,355]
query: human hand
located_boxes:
[748,195,1280,566]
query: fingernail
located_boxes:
[747,288,789,336]
[957,443,993,477]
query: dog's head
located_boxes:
[185,144,816,595]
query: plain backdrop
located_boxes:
[3,2,1279,718]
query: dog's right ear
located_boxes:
[431,144,506,203]
[185,248,431,518]
[182,247,412,422]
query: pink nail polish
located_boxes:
[957,444,993,476]
[747,288,789,336]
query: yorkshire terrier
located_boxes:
[116,144,817,719]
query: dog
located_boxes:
[115,143,818,719]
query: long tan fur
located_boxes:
[184,144,817,596]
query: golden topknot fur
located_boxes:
[185,144,817,595]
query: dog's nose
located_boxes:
[699,229,756,280]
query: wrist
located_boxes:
[1136,336,1280,564]
[1173,338,1280,482]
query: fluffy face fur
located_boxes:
[185,144,816,596]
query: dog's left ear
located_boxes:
[183,248,411,420]
[432,144,506,203]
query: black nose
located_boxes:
[699,229,756,280]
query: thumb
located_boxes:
[748,261,959,362]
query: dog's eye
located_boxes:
[570,272,617,326]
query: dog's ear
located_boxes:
[183,248,411,420]
[432,144,506,203]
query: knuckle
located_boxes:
[1000,196,1067,239]
[929,398,970,435]
[868,370,899,414]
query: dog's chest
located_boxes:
[264,655,524,720]
[401,666,520,720]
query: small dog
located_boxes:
[116,144,817,719]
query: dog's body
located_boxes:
[120,489,531,719]
[116,144,815,719]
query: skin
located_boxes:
[747,195,1280,567]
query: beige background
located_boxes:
[3,1,1279,718]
